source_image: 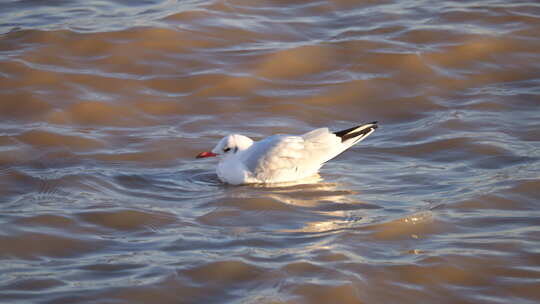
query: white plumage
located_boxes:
[196,122,378,185]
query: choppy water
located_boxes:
[1,0,540,303]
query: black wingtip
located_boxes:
[333,121,378,142]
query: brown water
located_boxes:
[1,0,540,303]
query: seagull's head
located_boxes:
[196,134,253,158]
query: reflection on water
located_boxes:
[1,0,540,303]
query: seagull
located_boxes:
[196,122,378,185]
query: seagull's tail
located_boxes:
[317,121,377,163]
[334,121,378,144]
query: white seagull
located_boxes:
[196,122,378,185]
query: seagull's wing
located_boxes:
[242,135,304,173]
[241,129,342,182]
[301,127,343,163]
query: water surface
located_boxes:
[1,0,540,303]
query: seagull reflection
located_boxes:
[229,178,378,233]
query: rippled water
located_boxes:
[1,0,540,303]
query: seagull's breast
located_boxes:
[217,155,255,185]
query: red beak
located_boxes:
[196,151,218,158]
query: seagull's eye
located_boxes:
[223,147,231,152]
